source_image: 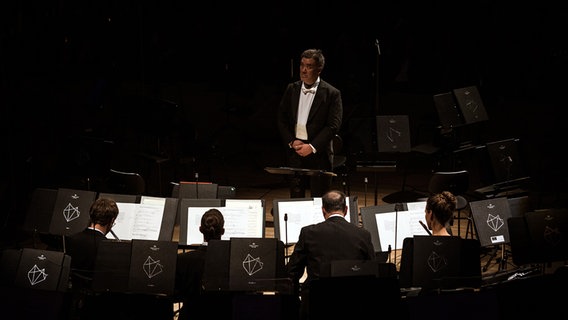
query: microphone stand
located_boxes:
[393,203,403,266]
[364,177,368,207]
[194,172,199,198]
[284,213,289,263]
[374,39,381,116]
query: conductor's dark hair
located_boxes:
[89,197,119,227]
[301,48,325,70]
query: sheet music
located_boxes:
[374,201,429,250]
[277,199,322,244]
[225,199,264,238]
[276,197,353,244]
[110,202,165,240]
[140,196,167,206]
[185,201,264,245]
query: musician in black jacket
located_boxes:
[286,190,375,319]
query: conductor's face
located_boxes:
[300,57,320,85]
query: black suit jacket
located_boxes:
[277,79,343,170]
[287,216,375,287]
[66,228,107,282]
[174,246,207,319]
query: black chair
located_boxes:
[418,170,471,237]
[107,169,146,196]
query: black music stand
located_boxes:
[375,115,422,204]
[508,208,568,267]
[0,248,72,319]
[25,188,97,251]
[469,197,514,272]
[264,167,336,198]
[92,239,178,296]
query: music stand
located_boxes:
[264,167,336,198]
[376,115,421,204]
[469,197,514,272]
[11,248,71,292]
[452,85,489,125]
[508,208,568,267]
[399,236,481,291]
[110,196,178,241]
[92,239,178,296]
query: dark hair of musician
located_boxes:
[425,191,456,226]
[199,208,225,242]
[88,197,119,227]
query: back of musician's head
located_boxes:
[200,208,225,242]
[426,191,456,225]
[322,190,347,215]
[89,197,119,227]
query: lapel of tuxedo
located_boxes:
[307,81,325,122]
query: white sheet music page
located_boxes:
[225,199,264,238]
[186,202,264,245]
[374,201,428,250]
[110,202,165,240]
[277,199,323,244]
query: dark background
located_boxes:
[2,1,567,241]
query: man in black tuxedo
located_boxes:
[287,190,375,319]
[277,48,343,198]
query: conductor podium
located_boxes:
[264,166,336,198]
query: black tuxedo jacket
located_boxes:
[287,216,375,287]
[277,79,343,168]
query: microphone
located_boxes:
[419,220,432,236]
[375,39,381,55]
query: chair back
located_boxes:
[107,169,146,195]
[428,170,469,210]
[331,134,347,169]
[428,170,469,195]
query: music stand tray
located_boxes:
[264,166,336,177]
